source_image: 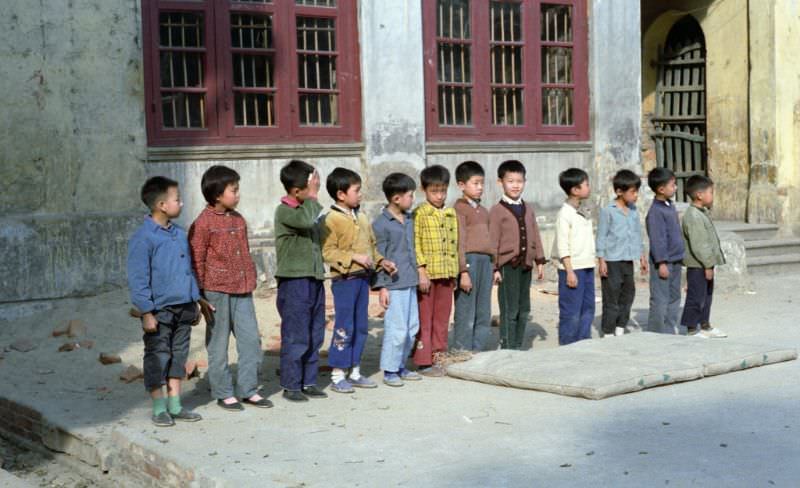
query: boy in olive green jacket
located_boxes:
[680,175,727,338]
[274,160,329,402]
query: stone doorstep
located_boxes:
[0,396,226,488]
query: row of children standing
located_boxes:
[127,159,726,427]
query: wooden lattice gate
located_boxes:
[652,20,707,202]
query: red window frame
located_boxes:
[422,0,588,141]
[141,0,361,147]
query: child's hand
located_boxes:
[418,267,431,294]
[352,254,373,269]
[142,313,158,333]
[640,256,649,274]
[459,271,473,293]
[379,288,390,308]
[493,270,502,285]
[307,171,320,199]
[704,268,714,281]
[598,259,608,278]
[198,298,216,325]
[536,263,545,281]
[381,259,398,275]
[566,270,578,288]
[658,263,669,280]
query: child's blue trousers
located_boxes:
[558,268,595,345]
[379,287,419,373]
[277,277,325,391]
[328,276,370,369]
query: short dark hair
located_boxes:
[420,165,450,189]
[382,173,417,200]
[140,176,178,210]
[280,159,315,193]
[455,161,485,183]
[559,168,589,195]
[497,160,526,179]
[201,165,240,205]
[612,169,642,192]
[326,167,362,200]
[685,174,714,200]
[647,167,675,193]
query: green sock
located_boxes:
[167,395,182,415]
[152,398,167,416]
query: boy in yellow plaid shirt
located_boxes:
[413,165,459,376]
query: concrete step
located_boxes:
[744,238,800,258]
[747,253,800,275]
[715,221,779,241]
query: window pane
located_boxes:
[490,1,521,43]
[296,0,336,6]
[159,12,204,48]
[542,88,573,126]
[541,4,573,42]
[492,88,523,125]
[231,13,272,49]
[299,93,339,125]
[438,86,472,126]
[161,92,206,128]
[437,0,470,39]
[541,47,572,84]
[233,54,274,88]
[437,43,471,83]
[491,45,522,85]
[234,92,275,126]
[160,51,204,88]
[297,17,336,51]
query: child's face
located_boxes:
[657,178,677,199]
[423,183,448,208]
[695,185,714,208]
[458,175,484,201]
[337,183,362,209]
[392,190,415,212]
[499,171,526,200]
[571,179,591,200]
[616,187,639,205]
[158,186,183,219]
[216,182,240,210]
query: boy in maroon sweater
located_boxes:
[489,160,546,350]
[189,165,273,411]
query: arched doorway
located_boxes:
[652,15,707,201]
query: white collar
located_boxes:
[501,194,523,205]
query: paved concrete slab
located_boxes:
[0,468,35,487]
[446,333,797,399]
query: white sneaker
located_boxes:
[614,327,625,336]
[701,326,727,338]
[688,329,708,338]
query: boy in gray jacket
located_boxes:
[680,175,727,338]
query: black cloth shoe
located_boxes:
[151,411,175,427]
[171,409,202,422]
[217,399,245,411]
[242,396,274,408]
[301,385,328,398]
[283,390,309,402]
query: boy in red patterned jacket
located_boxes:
[189,166,273,411]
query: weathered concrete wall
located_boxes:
[590,0,642,206]
[641,0,749,221]
[1,1,146,302]
[359,0,427,175]
[749,0,800,234]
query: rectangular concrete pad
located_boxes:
[446,332,798,400]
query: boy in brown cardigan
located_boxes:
[453,161,495,352]
[489,160,546,350]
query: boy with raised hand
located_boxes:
[453,161,495,352]
[321,167,397,393]
[596,169,648,338]
[488,160,546,350]
[127,176,203,427]
[645,167,685,335]
[413,165,459,376]
[680,175,727,338]
[372,173,422,387]
[189,165,272,412]
[552,168,596,346]
[274,160,328,402]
